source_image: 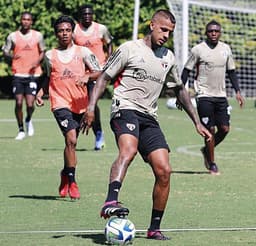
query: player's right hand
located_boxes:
[80,110,94,135]
[36,96,44,107]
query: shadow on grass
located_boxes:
[73,231,147,244]
[172,170,209,175]
[73,233,106,245]
[41,148,95,152]
[9,195,75,202]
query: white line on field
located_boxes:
[176,144,255,158]
[0,118,54,122]
[0,227,256,234]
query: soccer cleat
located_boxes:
[147,229,170,240]
[68,182,80,199]
[58,171,69,197]
[200,147,210,170]
[15,131,26,140]
[209,162,220,175]
[95,130,105,150]
[26,120,34,136]
[100,201,129,219]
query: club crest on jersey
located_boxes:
[126,123,136,131]
[161,62,168,70]
[220,50,228,58]
[201,117,209,125]
[61,119,68,128]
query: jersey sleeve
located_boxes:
[184,46,198,70]
[37,32,46,52]
[2,33,15,54]
[165,63,183,88]
[44,50,52,77]
[226,45,236,70]
[81,46,101,71]
[103,43,128,79]
[100,24,113,44]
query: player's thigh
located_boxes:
[197,97,215,128]
[147,148,171,177]
[110,109,140,141]
[215,98,230,126]
[12,76,25,95]
[24,77,38,96]
[138,120,170,163]
[53,108,82,136]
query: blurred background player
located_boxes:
[73,4,113,150]
[36,15,101,199]
[180,20,244,175]
[2,11,45,140]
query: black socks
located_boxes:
[106,181,122,202]
[63,167,76,183]
[149,209,164,231]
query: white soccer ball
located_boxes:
[166,97,197,109]
[105,217,136,245]
[166,98,177,109]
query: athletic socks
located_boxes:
[105,181,122,202]
[18,123,24,132]
[63,167,76,183]
[149,209,164,231]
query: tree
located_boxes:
[0,0,169,76]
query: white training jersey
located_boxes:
[104,39,182,120]
[184,41,236,98]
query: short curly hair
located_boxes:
[53,15,75,34]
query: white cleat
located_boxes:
[26,120,34,136]
[15,131,26,140]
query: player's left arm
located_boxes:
[175,84,212,141]
[76,48,102,87]
[227,69,245,108]
[102,25,113,57]
[30,32,46,73]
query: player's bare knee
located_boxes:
[65,137,77,150]
[155,164,171,185]
[119,150,137,165]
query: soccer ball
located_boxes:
[105,217,136,245]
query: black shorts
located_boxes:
[12,76,39,96]
[197,97,231,128]
[110,109,170,162]
[53,108,83,136]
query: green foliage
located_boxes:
[0,0,169,76]
[188,4,256,68]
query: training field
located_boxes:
[0,98,255,245]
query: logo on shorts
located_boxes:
[126,123,136,131]
[61,119,68,128]
[201,117,209,125]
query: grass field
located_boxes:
[0,98,255,246]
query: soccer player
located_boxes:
[82,10,211,240]
[36,15,101,199]
[2,11,45,140]
[180,20,244,175]
[73,4,113,150]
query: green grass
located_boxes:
[0,98,256,246]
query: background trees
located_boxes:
[0,0,169,76]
